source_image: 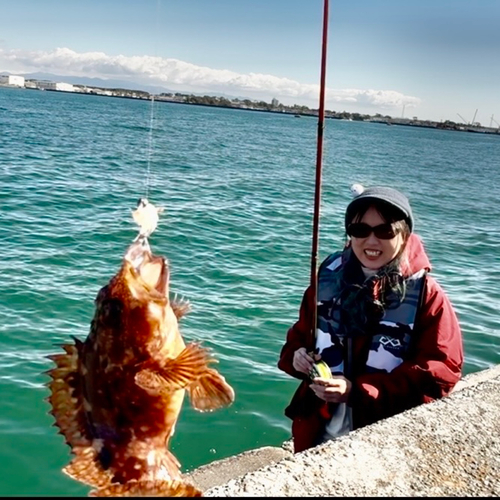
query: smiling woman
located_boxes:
[278,184,464,453]
[345,186,413,270]
[348,209,406,269]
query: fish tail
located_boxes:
[89,479,202,497]
[187,367,235,412]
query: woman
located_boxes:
[278,185,463,453]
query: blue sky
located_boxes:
[1,0,499,124]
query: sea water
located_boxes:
[0,87,499,496]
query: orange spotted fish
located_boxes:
[45,221,235,496]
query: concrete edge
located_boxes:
[451,364,500,392]
[184,365,500,492]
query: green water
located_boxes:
[0,87,499,496]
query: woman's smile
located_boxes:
[350,206,404,270]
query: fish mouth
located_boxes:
[123,237,169,296]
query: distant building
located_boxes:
[55,82,75,92]
[33,80,75,92]
[271,98,280,108]
[0,74,25,87]
[36,80,75,92]
[29,79,52,90]
[25,79,38,89]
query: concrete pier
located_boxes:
[185,365,500,496]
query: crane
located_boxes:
[490,114,500,128]
[471,109,477,125]
[457,109,480,126]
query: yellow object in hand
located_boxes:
[309,359,332,380]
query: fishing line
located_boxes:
[143,0,162,200]
[145,94,156,200]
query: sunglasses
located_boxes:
[347,222,399,240]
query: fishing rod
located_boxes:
[309,0,329,345]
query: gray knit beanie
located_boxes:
[345,185,414,232]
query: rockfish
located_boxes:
[45,236,235,497]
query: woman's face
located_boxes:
[349,205,405,270]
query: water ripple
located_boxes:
[1,88,499,495]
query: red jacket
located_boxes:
[278,234,464,452]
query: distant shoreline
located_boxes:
[2,83,499,136]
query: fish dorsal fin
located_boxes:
[45,341,94,449]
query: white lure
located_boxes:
[131,198,165,241]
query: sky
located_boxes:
[1,0,499,125]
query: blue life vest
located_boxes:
[315,251,426,375]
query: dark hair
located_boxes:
[347,197,407,226]
[338,249,408,337]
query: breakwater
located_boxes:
[186,365,500,496]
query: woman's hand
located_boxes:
[310,375,352,403]
[292,347,316,375]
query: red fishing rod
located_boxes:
[309,0,329,344]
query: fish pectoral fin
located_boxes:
[135,343,213,393]
[134,368,172,394]
[89,479,202,497]
[187,367,235,412]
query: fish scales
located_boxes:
[45,236,235,497]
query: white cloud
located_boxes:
[0,47,421,111]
